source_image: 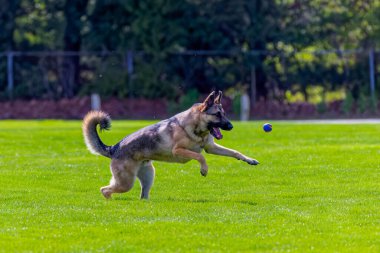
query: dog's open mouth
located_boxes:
[210,127,223,140]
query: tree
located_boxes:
[61,0,89,98]
[0,0,20,51]
[0,0,20,96]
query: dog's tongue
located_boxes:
[213,127,223,140]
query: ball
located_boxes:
[263,123,272,132]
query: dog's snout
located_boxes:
[225,122,233,131]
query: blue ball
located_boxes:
[263,123,272,132]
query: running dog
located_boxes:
[82,91,259,199]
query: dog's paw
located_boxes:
[246,159,259,165]
[200,165,208,177]
[100,187,112,199]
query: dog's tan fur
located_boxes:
[83,91,259,199]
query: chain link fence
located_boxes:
[0,49,378,106]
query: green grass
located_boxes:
[0,120,379,252]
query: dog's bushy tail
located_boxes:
[82,111,112,158]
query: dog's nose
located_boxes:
[226,122,233,130]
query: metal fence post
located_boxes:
[7,51,14,99]
[369,48,376,99]
[91,93,101,110]
[240,92,250,121]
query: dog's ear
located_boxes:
[214,90,222,104]
[200,91,215,112]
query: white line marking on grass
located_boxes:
[275,119,380,124]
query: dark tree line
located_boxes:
[0,0,379,101]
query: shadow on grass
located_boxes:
[165,197,258,206]
[109,195,135,201]
[101,195,258,206]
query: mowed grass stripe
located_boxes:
[0,120,379,252]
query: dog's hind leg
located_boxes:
[101,159,138,199]
[137,161,155,199]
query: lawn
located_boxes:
[0,120,379,252]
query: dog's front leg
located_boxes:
[172,147,209,176]
[205,143,259,165]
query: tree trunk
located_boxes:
[246,0,270,100]
[254,61,267,100]
[253,41,268,100]
[61,0,88,98]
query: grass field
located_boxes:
[0,120,379,252]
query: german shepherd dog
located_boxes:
[83,91,259,199]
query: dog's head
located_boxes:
[199,91,233,140]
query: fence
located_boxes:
[0,49,378,105]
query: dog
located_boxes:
[82,91,259,199]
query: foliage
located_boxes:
[358,92,368,114]
[0,0,380,103]
[369,95,378,113]
[0,120,380,251]
[316,100,327,114]
[342,91,354,115]
[231,96,241,118]
[80,65,129,98]
[167,88,199,114]
[225,84,249,117]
